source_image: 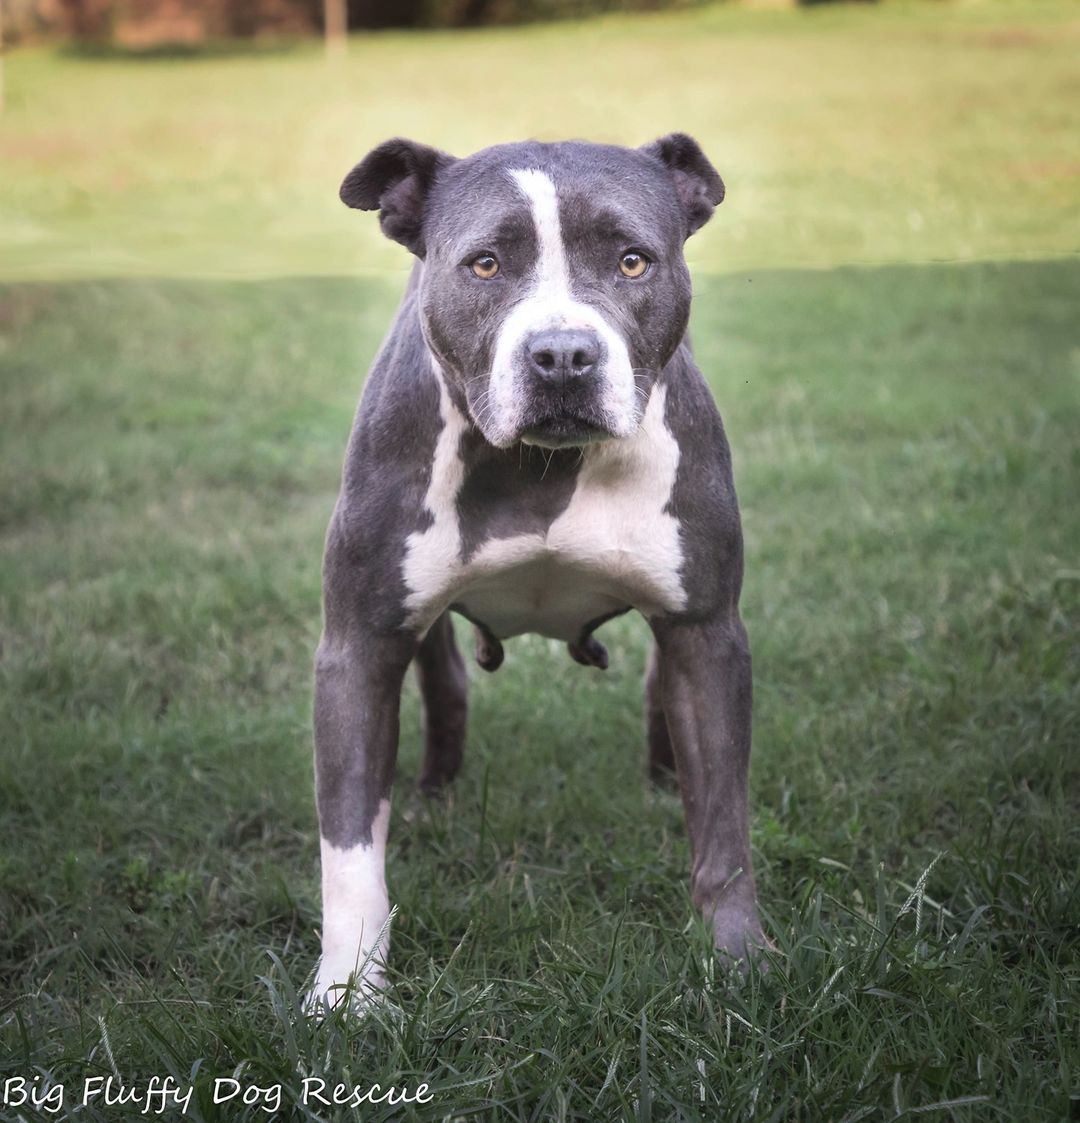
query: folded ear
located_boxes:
[340,138,456,257]
[640,133,725,238]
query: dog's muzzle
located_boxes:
[518,328,614,447]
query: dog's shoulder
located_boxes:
[661,342,746,618]
[323,279,444,631]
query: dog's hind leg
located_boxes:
[415,611,468,793]
[645,644,676,784]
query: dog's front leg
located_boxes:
[309,627,415,1011]
[651,611,764,965]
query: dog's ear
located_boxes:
[340,138,455,257]
[640,133,725,238]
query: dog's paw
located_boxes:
[304,962,386,1018]
[711,905,773,975]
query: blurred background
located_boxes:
[1,1,1078,1116]
[3,0,1077,281]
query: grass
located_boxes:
[2,0,1079,282]
[1,2,1079,1120]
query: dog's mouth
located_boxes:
[518,411,616,449]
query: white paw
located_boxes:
[305,960,386,1017]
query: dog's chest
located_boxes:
[402,382,687,641]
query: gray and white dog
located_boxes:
[311,134,763,1007]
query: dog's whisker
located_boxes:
[539,447,556,481]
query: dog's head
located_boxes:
[341,136,723,449]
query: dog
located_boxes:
[310,134,763,1008]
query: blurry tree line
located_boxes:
[3,0,725,44]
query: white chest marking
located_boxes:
[402,365,686,640]
[401,367,468,609]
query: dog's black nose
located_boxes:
[525,329,602,386]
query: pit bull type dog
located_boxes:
[310,134,763,1008]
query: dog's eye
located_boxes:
[618,251,650,279]
[470,254,500,279]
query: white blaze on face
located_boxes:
[485,168,638,447]
[311,798,391,1010]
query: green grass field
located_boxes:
[1,2,1079,1119]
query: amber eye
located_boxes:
[619,251,649,279]
[470,254,499,279]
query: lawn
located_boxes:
[1,2,1079,1120]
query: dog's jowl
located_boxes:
[310,135,762,1008]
